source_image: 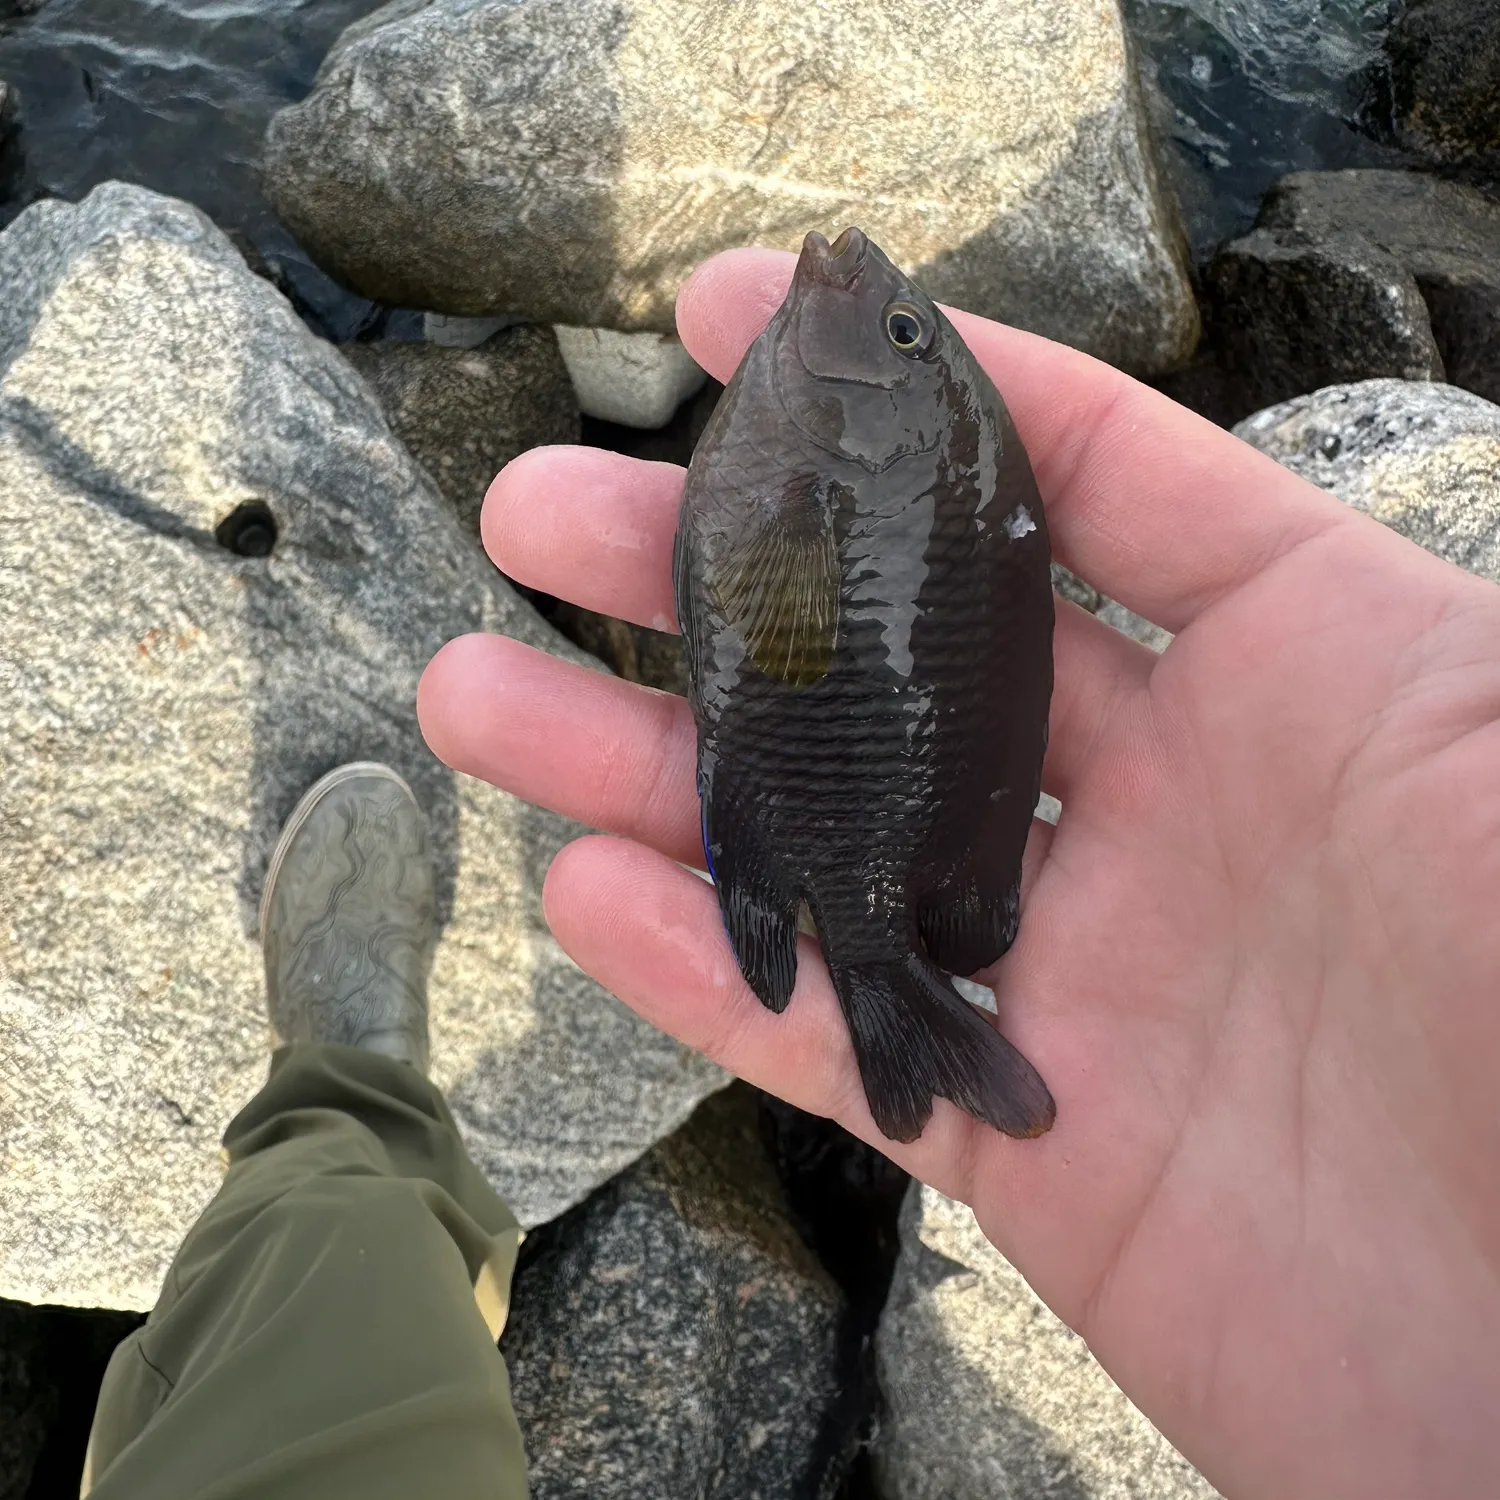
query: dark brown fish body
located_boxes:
[674,228,1055,1143]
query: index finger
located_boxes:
[675,248,1354,635]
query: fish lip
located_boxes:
[797,226,868,289]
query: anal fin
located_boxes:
[704,786,800,1013]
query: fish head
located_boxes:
[767,226,960,473]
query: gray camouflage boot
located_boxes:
[259,761,435,1073]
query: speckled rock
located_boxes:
[1234,378,1500,584]
[0,182,726,1312]
[264,0,1198,374]
[1388,0,1500,194]
[1052,564,1172,654]
[502,1086,848,1500]
[1207,170,1500,411]
[342,325,579,533]
[554,326,706,429]
[874,1184,1219,1500]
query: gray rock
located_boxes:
[1052,563,1172,654]
[0,182,725,1312]
[874,1184,1219,1500]
[423,312,526,348]
[264,0,1198,374]
[1233,378,1500,584]
[1388,0,1500,195]
[502,1086,848,1500]
[1206,170,1500,411]
[342,326,579,533]
[554,325,706,429]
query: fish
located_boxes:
[673,226,1056,1144]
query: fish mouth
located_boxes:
[797,226,867,289]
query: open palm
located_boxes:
[418,250,1500,1500]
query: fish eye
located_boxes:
[883,299,933,358]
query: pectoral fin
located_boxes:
[710,477,841,688]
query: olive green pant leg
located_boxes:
[82,1044,529,1500]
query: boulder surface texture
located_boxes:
[0,182,725,1312]
[502,1087,848,1500]
[875,1184,1219,1500]
[341,324,580,533]
[1207,170,1500,411]
[265,0,1198,373]
[1388,0,1500,194]
[1234,378,1500,585]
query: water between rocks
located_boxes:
[1126,0,1412,259]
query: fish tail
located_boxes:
[828,953,1055,1144]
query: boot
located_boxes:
[259,761,435,1072]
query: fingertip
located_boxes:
[417,631,493,767]
[479,447,543,576]
[675,247,797,380]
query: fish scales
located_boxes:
[675,227,1056,1143]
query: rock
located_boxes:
[0,182,726,1312]
[547,602,687,695]
[1206,170,1500,412]
[1233,378,1500,584]
[501,1085,849,1500]
[0,81,23,210]
[1387,0,1500,194]
[264,0,1198,374]
[1206,228,1442,412]
[554,326,706,430]
[0,1299,47,1500]
[1095,597,1173,653]
[423,312,526,348]
[342,326,579,533]
[1052,563,1172,654]
[0,1298,141,1499]
[874,1184,1219,1500]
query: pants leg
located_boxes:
[82,1044,529,1500]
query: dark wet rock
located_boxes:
[1387,0,1500,194]
[264,0,1196,374]
[0,1298,141,1500]
[342,326,579,533]
[502,1085,849,1500]
[1234,378,1500,584]
[548,602,686,695]
[873,1184,1219,1500]
[0,80,24,210]
[1206,225,1441,414]
[1206,169,1500,413]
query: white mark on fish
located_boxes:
[1005,504,1036,541]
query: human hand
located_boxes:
[418,250,1500,1500]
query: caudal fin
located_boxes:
[829,954,1055,1144]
